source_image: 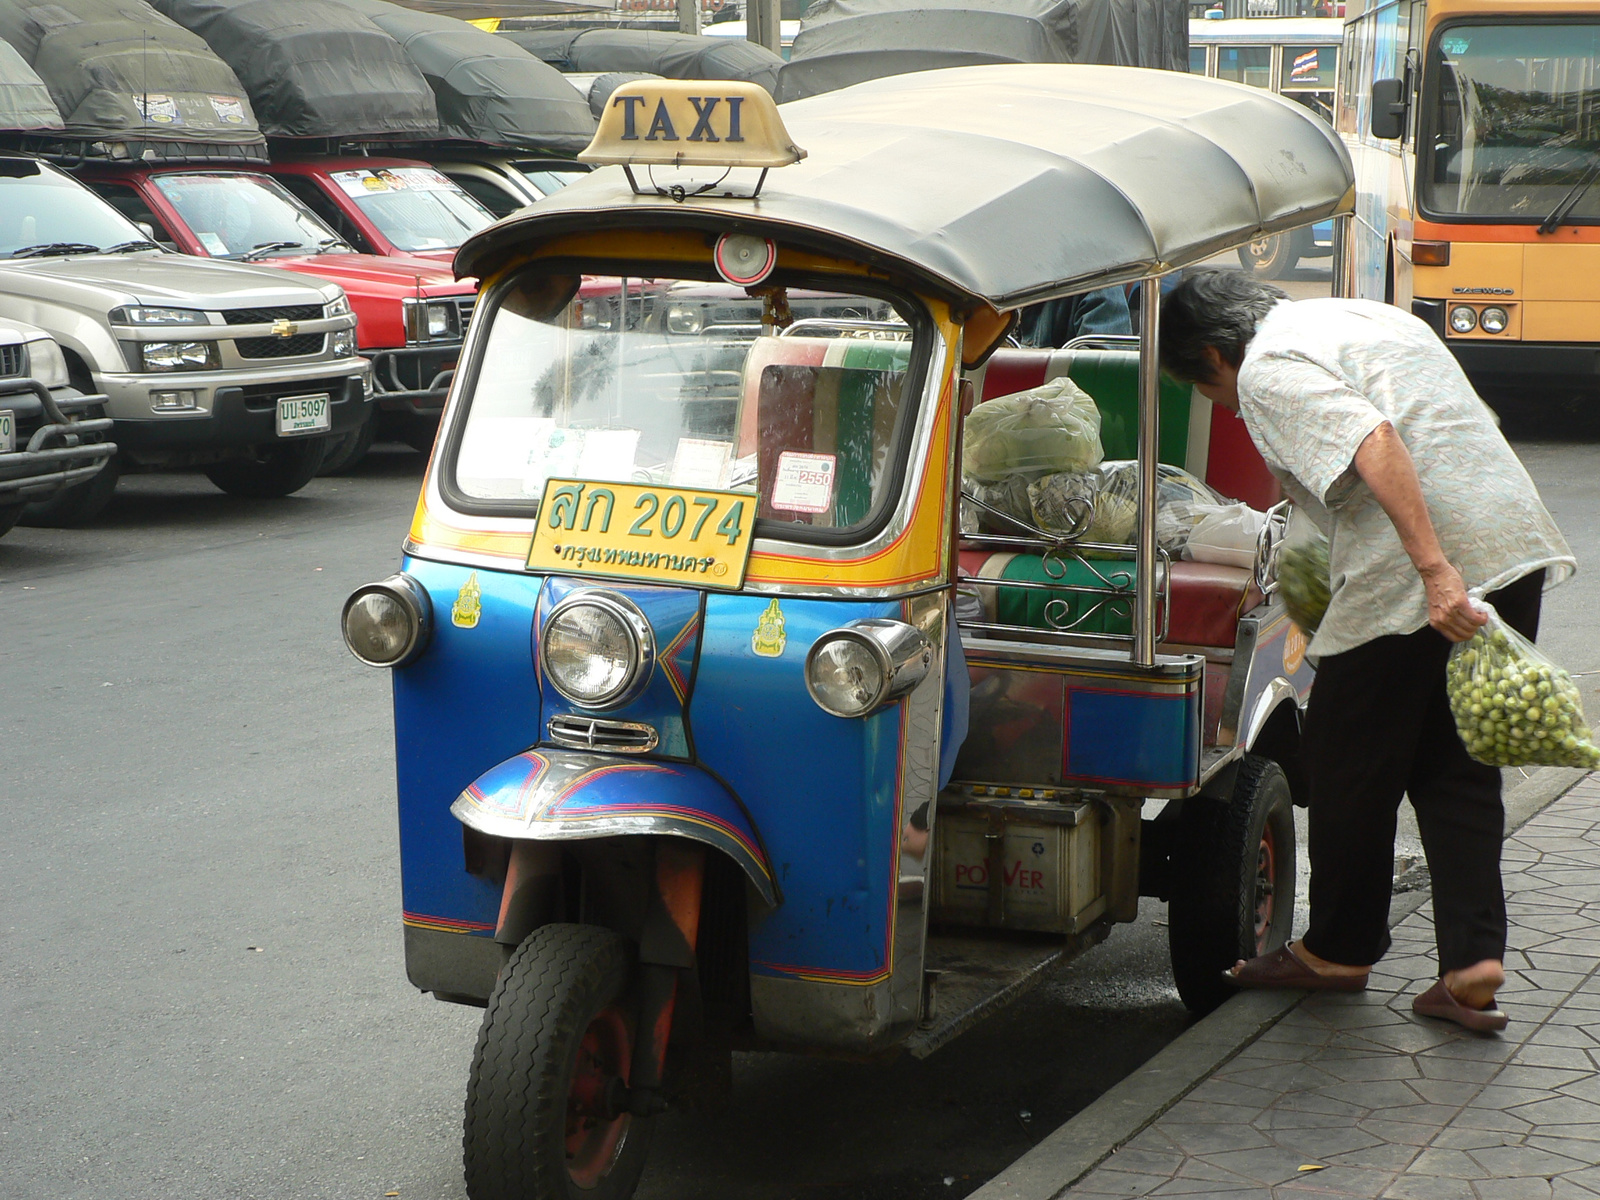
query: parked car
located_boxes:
[264,157,496,264]
[426,150,588,219]
[0,155,368,521]
[78,164,477,463]
[0,317,114,536]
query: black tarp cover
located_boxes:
[150,0,439,138]
[0,0,263,146]
[776,0,1186,102]
[459,65,1353,310]
[500,29,784,96]
[332,0,595,152]
[0,37,60,131]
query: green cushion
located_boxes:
[991,552,1136,636]
[1058,350,1192,467]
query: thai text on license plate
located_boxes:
[277,393,330,437]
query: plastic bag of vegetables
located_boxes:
[1027,470,1100,537]
[1092,461,1223,552]
[961,377,1104,483]
[1446,602,1600,769]
[1278,510,1331,634]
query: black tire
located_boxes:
[1237,233,1298,280]
[204,437,327,498]
[318,411,376,475]
[465,924,654,1200]
[0,501,23,539]
[1168,755,1297,1015]
[21,455,119,527]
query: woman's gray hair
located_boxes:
[1159,270,1288,384]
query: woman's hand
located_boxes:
[1421,560,1487,642]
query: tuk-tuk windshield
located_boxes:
[450,274,925,539]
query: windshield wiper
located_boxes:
[102,239,162,253]
[315,236,355,254]
[1539,161,1600,235]
[8,242,102,258]
[242,240,304,262]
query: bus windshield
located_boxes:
[1424,22,1600,222]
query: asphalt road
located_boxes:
[3,270,1596,1200]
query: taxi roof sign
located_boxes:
[579,80,807,170]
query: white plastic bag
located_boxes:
[1184,503,1268,570]
[961,377,1104,483]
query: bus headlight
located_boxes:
[1449,305,1478,334]
[540,591,654,710]
[1479,306,1509,334]
[342,574,432,667]
[805,619,931,718]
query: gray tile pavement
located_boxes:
[1064,773,1600,1200]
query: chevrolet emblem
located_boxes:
[272,319,298,338]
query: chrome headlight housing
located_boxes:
[23,337,68,388]
[540,591,654,711]
[331,326,358,357]
[342,574,432,667]
[805,619,932,718]
[138,340,218,371]
[1479,305,1509,334]
[1448,304,1478,334]
[403,297,461,344]
[110,305,208,326]
[325,294,352,318]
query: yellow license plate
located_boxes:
[526,479,755,590]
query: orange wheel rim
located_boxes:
[565,1006,632,1189]
[1253,823,1278,954]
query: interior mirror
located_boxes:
[1371,78,1407,140]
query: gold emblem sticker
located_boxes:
[527,479,755,591]
[452,571,482,629]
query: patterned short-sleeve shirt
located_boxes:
[1237,298,1574,658]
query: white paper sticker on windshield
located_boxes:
[670,438,733,489]
[333,170,392,198]
[209,95,247,125]
[575,428,641,481]
[771,451,836,514]
[197,231,228,256]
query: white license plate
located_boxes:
[276,393,330,437]
[0,409,12,454]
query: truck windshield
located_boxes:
[153,173,344,258]
[328,167,494,252]
[1424,22,1600,222]
[450,274,921,541]
[0,160,150,257]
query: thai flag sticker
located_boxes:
[1291,49,1321,81]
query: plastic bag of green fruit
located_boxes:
[1446,601,1600,769]
[1277,510,1331,635]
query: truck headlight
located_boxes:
[331,326,357,357]
[325,294,352,318]
[24,337,68,388]
[111,305,208,326]
[664,304,703,335]
[404,298,459,344]
[1448,305,1478,334]
[342,574,432,667]
[540,591,653,710]
[140,341,218,371]
[806,620,931,718]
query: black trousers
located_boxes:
[1300,570,1544,974]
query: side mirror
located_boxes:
[136,220,157,240]
[1370,78,1407,140]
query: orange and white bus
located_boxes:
[1338,0,1600,403]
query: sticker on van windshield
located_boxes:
[1441,35,1471,55]
[770,451,835,515]
[670,438,734,489]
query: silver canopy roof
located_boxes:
[456,63,1354,310]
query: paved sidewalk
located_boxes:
[1066,771,1600,1200]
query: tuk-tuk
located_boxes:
[341,66,1353,1200]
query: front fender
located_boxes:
[451,750,777,908]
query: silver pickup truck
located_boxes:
[0,156,370,523]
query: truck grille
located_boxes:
[235,333,326,359]
[223,305,323,326]
[0,344,22,377]
[546,715,659,754]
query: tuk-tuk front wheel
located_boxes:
[1167,756,1297,1015]
[464,924,654,1200]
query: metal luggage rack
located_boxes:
[959,488,1170,650]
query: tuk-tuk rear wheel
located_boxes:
[464,923,653,1200]
[1166,755,1297,1015]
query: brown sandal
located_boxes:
[1413,979,1508,1033]
[1224,942,1369,993]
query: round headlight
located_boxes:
[342,574,431,667]
[541,592,653,710]
[806,633,887,718]
[1479,305,1509,334]
[664,304,703,336]
[1449,305,1478,334]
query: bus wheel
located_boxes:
[1238,234,1297,280]
[1167,756,1297,1015]
[464,924,655,1200]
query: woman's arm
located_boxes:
[1352,421,1486,642]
